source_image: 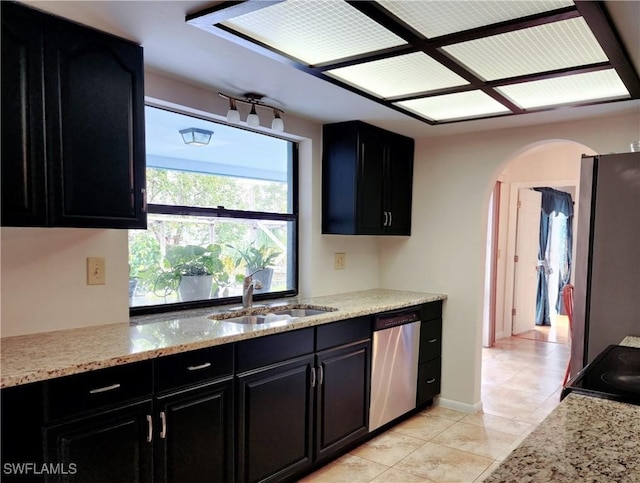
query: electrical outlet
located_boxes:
[334,252,346,270]
[87,257,106,285]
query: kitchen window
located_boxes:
[129,106,297,312]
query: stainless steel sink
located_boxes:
[215,305,335,325]
[272,308,328,317]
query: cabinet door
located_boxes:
[356,126,386,234]
[236,355,314,483]
[44,16,146,228]
[155,379,233,483]
[315,341,370,461]
[1,2,47,226]
[385,134,414,235]
[44,401,153,483]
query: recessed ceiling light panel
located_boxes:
[326,52,469,98]
[221,0,406,65]
[443,18,607,81]
[395,91,511,121]
[378,0,574,39]
[496,69,630,109]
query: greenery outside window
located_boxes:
[129,106,297,312]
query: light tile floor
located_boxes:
[301,332,570,483]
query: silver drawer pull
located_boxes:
[89,383,121,394]
[146,414,153,443]
[187,362,211,371]
[160,411,167,439]
[310,367,316,388]
[428,338,438,343]
[426,378,436,384]
[318,365,324,386]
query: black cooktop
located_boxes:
[562,345,640,406]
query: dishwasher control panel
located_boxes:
[373,309,420,331]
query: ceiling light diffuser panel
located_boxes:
[188,0,640,125]
[443,18,607,81]
[326,52,469,99]
[378,0,575,39]
[220,0,406,65]
[496,70,630,109]
[396,91,511,121]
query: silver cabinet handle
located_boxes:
[389,211,392,226]
[383,211,388,227]
[318,365,324,386]
[146,414,153,443]
[310,367,316,388]
[426,378,436,384]
[89,383,121,394]
[160,411,167,439]
[187,362,211,371]
[428,338,438,343]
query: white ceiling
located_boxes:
[25,0,640,139]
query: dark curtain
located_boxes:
[533,188,574,326]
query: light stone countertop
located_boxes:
[0,289,446,388]
[485,337,640,482]
[621,335,640,348]
[484,394,640,483]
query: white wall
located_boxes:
[1,228,130,337]
[0,71,381,337]
[378,112,640,409]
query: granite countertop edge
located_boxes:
[1,289,446,388]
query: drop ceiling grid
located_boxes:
[496,69,630,109]
[378,0,575,39]
[220,0,406,65]
[442,17,608,81]
[326,52,469,99]
[396,90,511,121]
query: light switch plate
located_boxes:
[334,252,346,270]
[87,257,106,285]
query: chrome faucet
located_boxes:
[242,268,264,308]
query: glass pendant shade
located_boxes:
[271,110,284,131]
[247,104,260,127]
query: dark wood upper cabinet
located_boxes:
[1,2,47,226]
[1,2,146,229]
[322,121,414,235]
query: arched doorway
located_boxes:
[479,139,596,421]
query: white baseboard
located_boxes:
[436,397,483,414]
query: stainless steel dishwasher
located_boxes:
[369,308,421,431]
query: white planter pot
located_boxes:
[249,268,273,294]
[178,275,213,302]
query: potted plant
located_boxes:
[228,242,281,293]
[152,244,229,302]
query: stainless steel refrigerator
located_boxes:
[571,152,640,376]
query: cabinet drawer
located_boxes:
[316,316,371,351]
[155,344,234,393]
[421,300,442,322]
[45,360,152,421]
[237,328,314,372]
[417,358,441,406]
[419,318,442,363]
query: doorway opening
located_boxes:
[480,140,596,422]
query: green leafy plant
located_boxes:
[228,242,281,271]
[144,244,229,297]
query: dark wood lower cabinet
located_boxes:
[316,341,370,461]
[236,355,315,483]
[44,400,153,483]
[155,379,233,483]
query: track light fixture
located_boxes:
[219,92,285,132]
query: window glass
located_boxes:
[129,106,297,310]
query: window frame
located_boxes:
[130,105,299,316]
